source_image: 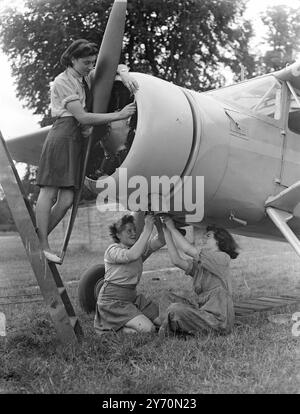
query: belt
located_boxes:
[98,281,137,302]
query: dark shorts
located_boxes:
[36,117,85,189]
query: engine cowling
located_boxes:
[86,73,200,216]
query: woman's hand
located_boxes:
[117,102,136,120]
[126,213,154,262]
[161,215,175,230]
[144,214,155,232]
[120,72,139,95]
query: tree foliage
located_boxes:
[0,0,254,118]
[258,5,300,73]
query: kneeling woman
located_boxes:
[94,214,165,334]
[160,218,239,336]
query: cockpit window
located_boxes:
[206,76,282,119]
[288,86,300,134]
[252,80,282,119]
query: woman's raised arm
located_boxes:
[163,217,198,259]
[66,100,136,126]
[163,226,190,272]
[126,215,155,261]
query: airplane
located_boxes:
[3,0,300,313]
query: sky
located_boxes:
[0,0,300,140]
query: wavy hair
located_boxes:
[206,225,239,259]
[60,39,98,68]
[109,214,135,243]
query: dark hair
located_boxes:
[109,214,135,243]
[60,39,98,68]
[206,225,239,259]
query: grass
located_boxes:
[1,308,298,394]
[0,210,299,394]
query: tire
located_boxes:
[78,264,105,313]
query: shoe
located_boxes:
[158,325,167,338]
[43,250,62,265]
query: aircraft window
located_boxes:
[206,76,281,118]
[288,87,300,134]
[252,81,282,119]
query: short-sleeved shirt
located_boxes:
[103,240,155,286]
[185,248,232,296]
[50,66,125,138]
[50,67,93,137]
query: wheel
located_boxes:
[78,264,105,313]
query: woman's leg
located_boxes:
[35,186,58,250]
[124,314,156,333]
[153,316,162,326]
[134,294,160,328]
[48,188,74,234]
[158,302,210,337]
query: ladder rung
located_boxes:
[58,287,66,295]
[69,316,78,329]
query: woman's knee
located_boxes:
[139,323,156,333]
[58,189,74,209]
[38,186,58,202]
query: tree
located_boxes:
[0,0,255,121]
[257,5,300,73]
[123,0,255,90]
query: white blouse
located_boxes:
[103,241,155,286]
[50,66,92,118]
[50,65,128,137]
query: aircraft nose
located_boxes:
[85,73,200,217]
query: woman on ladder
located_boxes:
[35,39,138,264]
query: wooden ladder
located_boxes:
[0,130,83,345]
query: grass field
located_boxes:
[0,210,299,394]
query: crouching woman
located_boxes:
[94,214,164,335]
[160,218,239,336]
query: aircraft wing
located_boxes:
[5,127,50,166]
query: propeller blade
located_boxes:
[93,0,127,112]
